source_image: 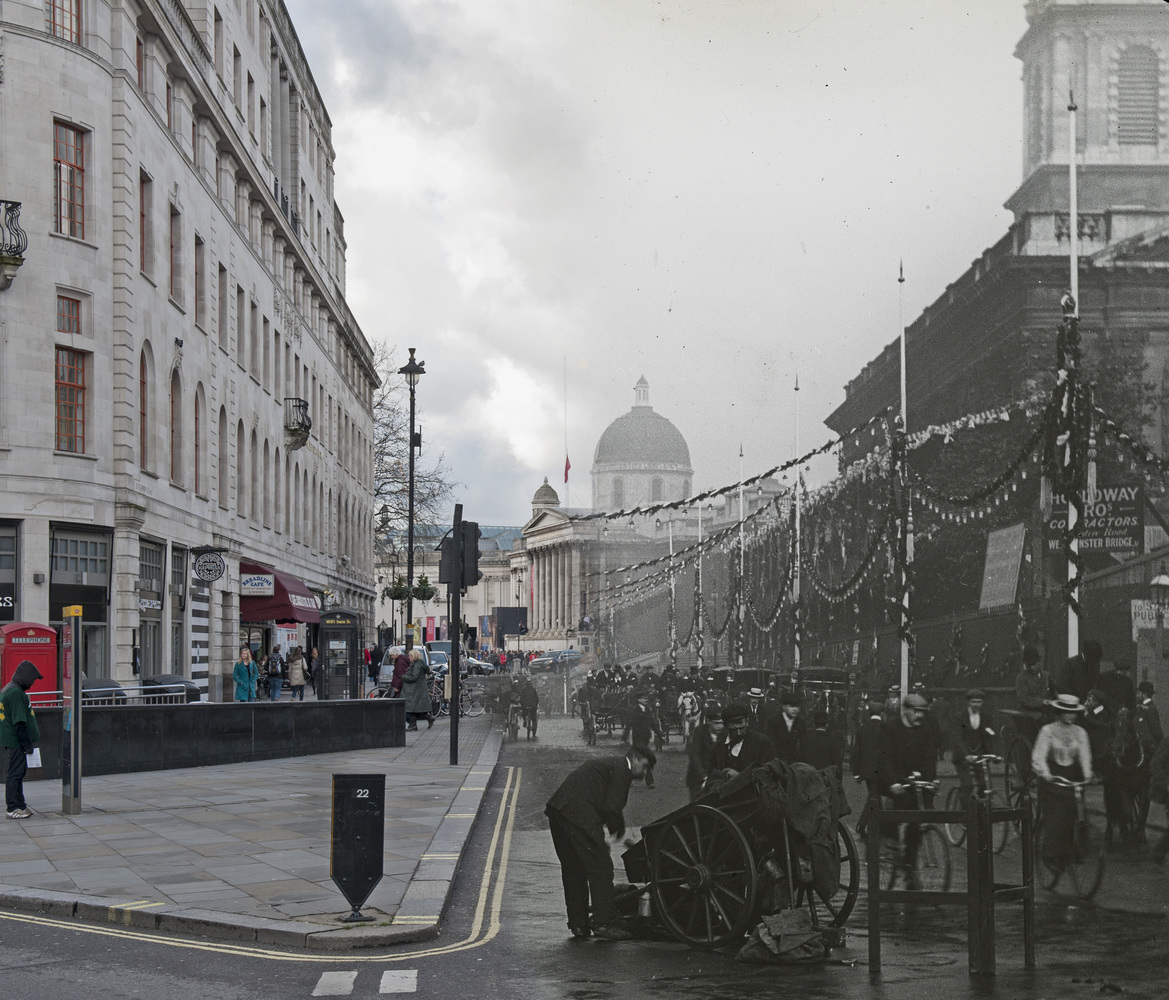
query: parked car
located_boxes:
[464,657,494,674]
[528,649,583,673]
[141,674,201,703]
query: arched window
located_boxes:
[651,477,664,502]
[262,439,271,527]
[218,407,229,508]
[193,386,205,496]
[682,479,692,500]
[612,477,624,509]
[292,461,300,540]
[169,370,182,483]
[284,454,292,535]
[1118,45,1159,146]
[139,350,150,471]
[236,421,246,518]
[273,445,282,530]
[249,430,259,523]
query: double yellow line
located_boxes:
[0,766,522,964]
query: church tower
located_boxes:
[1008,0,1169,247]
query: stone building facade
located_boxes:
[0,0,376,698]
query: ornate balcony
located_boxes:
[0,200,27,292]
[284,397,312,450]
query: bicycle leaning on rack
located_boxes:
[880,773,952,892]
[945,754,1011,853]
[1034,775,1105,900]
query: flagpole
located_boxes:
[738,444,745,674]
[899,260,912,701]
[1066,92,1080,661]
[792,373,801,687]
[563,356,570,507]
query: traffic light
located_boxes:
[438,536,459,586]
[461,521,483,587]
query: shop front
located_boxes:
[238,561,321,689]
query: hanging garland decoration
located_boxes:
[1092,401,1169,477]
[744,510,796,632]
[804,513,891,603]
[1045,294,1089,619]
[707,577,739,642]
[677,568,700,649]
[912,455,1037,526]
[905,390,1048,451]
[595,491,788,582]
[907,397,1057,507]
[567,408,891,523]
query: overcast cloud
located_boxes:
[285,0,1028,524]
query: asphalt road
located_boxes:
[1,717,1167,999]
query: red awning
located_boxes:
[238,561,321,624]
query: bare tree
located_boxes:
[372,342,456,538]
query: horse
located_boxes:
[677,690,702,748]
[1102,706,1148,849]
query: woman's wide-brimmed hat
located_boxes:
[1047,693,1086,713]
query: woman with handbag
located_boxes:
[286,645,309,701]
[401,649,433,731]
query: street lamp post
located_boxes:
[398,348,425,650]
[1149,565,1169,686]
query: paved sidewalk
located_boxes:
[0,714,500,949]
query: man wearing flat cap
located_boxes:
[952,689,996,800]
[878,694,938,879]
[712,702,776,775]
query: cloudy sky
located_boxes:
[285,0,1029,524]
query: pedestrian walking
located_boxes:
[401,649,433,731]
[286,645,309,701]
[545,746,656,940]
[267,646,285,701]
[1,660,42,819]
[233,646,256,702]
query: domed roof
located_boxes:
[532,477,560,506]
[593,377,692,468]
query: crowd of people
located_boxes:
[231,644,316,702]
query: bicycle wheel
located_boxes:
[944,786,967,847]
[913,826,952,892]
[1006,738,1036,834]
[793,821,860,927]
[1066,818,1106,901]
[462,688,485,717]
[989,790,1011,855]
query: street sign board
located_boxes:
[979,523,1026,611]
[330,773,385,920]
[1047,484,1144,553]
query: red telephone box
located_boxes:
[0,622,59,704]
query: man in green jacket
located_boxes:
[1,660,42,819]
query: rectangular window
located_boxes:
[259,98,268,157]
[138,541,164,591]
[233,46,242,108]
[49,0,81,44]
[166,81,173,130]
[236,285,245,366]
[54,122,85,239]
[139,172,152,274]
[262,317,271,386]
[191,116,199,167]
[217,264,228,351]
[213,8,223,75]
[194,236,205,326]
[136,37,144,89]
[247,73,255,135]
[57,295,81,336]
[250,302,259,372]
[169,205,181,300]
[55,348,86,453]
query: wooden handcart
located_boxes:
[621,765,860,948]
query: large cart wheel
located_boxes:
[649,804,758,949]
[793,820,860,928]
[1006,738,1036,836]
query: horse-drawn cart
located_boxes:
[620,764,860,948]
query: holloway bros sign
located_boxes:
[1046,484,1144,553]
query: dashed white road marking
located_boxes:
[379,969,419,993]
[312,970,359,996]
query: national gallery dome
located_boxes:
[591,377,693,510]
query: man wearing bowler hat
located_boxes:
[768,690,807,764]
[712,702,776,775]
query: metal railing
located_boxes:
[284,397,312,434]
[1,200,27,258]
[31,686,193,708]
